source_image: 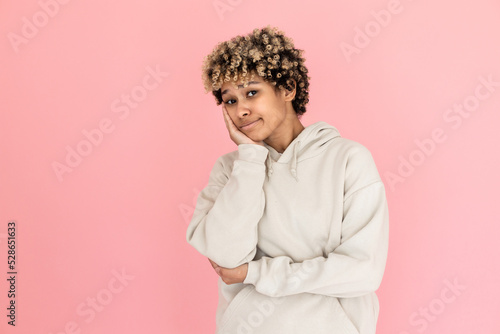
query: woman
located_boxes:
[186,25,389,334]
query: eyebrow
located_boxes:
[221,81,261,96]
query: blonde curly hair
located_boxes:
[201,25,310,116]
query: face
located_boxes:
[220,73,295,142]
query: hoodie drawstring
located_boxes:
[266,140,300,182]
[266,157,273,177]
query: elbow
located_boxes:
[367,273,383,292]
[185,217,258,268]
[366,255,387,292]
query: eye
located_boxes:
[223,90,258,105]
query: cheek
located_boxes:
[271,98,287,115]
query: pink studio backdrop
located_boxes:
[1,0,499,333]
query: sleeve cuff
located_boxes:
[243,260,260,285]
[238,144,269,164]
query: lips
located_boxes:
[240,119,260,129]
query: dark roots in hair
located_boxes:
[201,25,311,116]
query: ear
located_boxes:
[282,78,297,102]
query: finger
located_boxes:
[222,105,237,131]
[221,104,227,119]
[222,106,232,130]
[222,104,229,118]
[222,106,231,126]
[208,258,219,269]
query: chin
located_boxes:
[246,133,261,141]
[250,131,269,143]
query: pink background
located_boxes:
[1,0,499,333]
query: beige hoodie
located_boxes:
[186,121,389,334]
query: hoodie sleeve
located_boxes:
[243,146,389,298]
[186,144,269,269]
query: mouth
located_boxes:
[240,119,261,130]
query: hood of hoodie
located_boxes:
[261,121,341,182]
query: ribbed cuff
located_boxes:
[243,260,260,285]
[238,144,269,164]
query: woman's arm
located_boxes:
[185,143,268,269]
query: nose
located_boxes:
[237,99,250,118]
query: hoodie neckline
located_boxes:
[261,121,341,182]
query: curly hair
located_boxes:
[201,25,311,116]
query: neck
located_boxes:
[264,115,304,153]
